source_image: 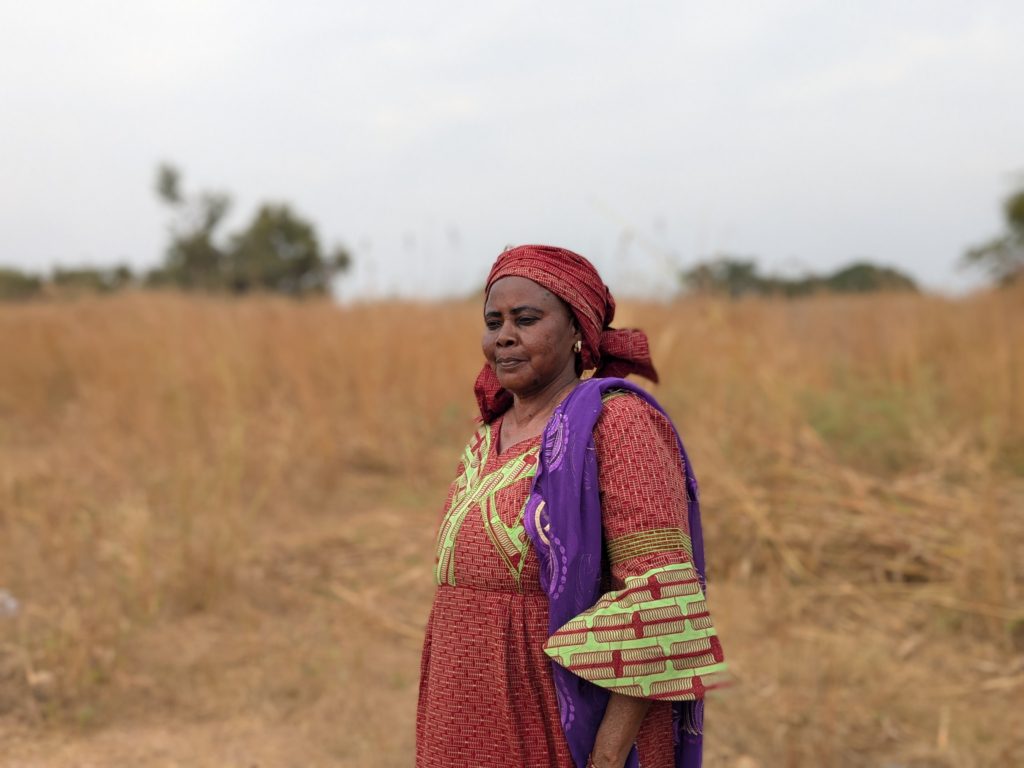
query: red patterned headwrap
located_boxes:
[474,244,659,422]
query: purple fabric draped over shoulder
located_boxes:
[523,377,707,768]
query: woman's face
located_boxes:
[483,276,581,399]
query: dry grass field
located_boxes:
[1,287,1022,767]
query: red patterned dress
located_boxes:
[417,392,725,767]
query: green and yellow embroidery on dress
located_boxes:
[543,562,728,700]
[434,424,539,587]
[481,491,532,590]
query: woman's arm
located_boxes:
[590,693,651,767]
[586,395,673,768]
[543,394,726,766]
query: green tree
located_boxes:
[963,186,1024,285]
[149,163,232,290]
[226,204,351,296]
[151,164,351,296]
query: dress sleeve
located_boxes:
[541,393,727,700]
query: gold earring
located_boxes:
[573,340,582,353]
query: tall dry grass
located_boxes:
[0,287,1022,765]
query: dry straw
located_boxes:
[1,286,1022,765]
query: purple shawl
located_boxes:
[522,377,707,768]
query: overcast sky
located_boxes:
[1,0,1021,298]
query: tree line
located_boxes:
[679,259,919,297]
[681,183,1024,297]
[2,175,1022,302]
[1,164,351,301]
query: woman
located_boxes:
[417,245,727,768]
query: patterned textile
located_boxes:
[474,244,658,422]
[543,563,728,699]
[417,389,725,768]
[434,421,539,589]
[522,379,725,768]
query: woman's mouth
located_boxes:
[496,358,525,370]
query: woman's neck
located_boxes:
[506,375,579,430]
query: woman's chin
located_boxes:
[496,375,520,393]
[495,371,530,395]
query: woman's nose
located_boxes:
[496,321,516,346]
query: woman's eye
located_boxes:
[517,317,537,325]
[485,320,501,330]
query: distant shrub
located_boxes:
[52,265,134,295]
[680,256,918,297]
[823,262,919,293]
[0,268,43,301]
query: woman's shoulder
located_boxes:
[594,387,677,442]
[592,387,687,489]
